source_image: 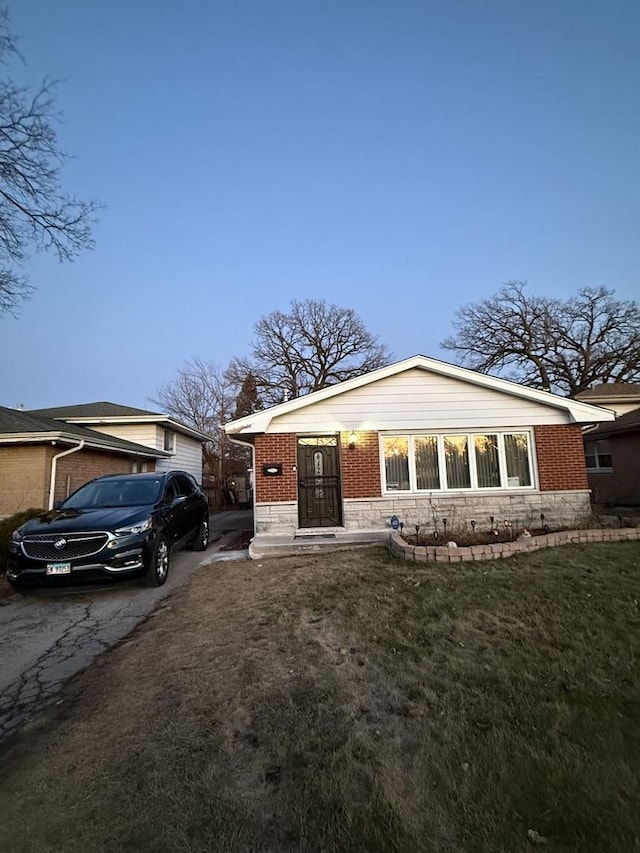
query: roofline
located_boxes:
[48,414,212,442]
[0,432,168,458]
[224,354,617,435]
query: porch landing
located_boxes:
[248,529,388,560]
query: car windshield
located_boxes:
[62,478,163,509]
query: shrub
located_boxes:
[0,508,42,573]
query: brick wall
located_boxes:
[254,434,298,502]
[534,424,589,491]
[340,430,382,498]
[0,445,51,516]
[55,450,155,504]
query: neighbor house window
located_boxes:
[585,439,612,471]
[381,432,534,492]
[163,429,176,453]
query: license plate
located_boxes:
[46,563,71,575]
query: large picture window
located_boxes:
[382,432,534,492]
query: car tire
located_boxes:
[141,535,170,587]
[191,517,209,551]
[6,576,24,593]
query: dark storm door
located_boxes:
[297,436,343,528]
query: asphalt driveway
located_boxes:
[0,510,252,743]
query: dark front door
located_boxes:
[297,436,342,528]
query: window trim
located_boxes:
[380,430,536,494]
[163,428,176,453]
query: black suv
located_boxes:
[7,471,209,589]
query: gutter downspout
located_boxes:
[48,441,85,509]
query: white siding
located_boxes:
[270,368,568,433]
[90,423,159,447]
[154,434,203,482]
[90,424,203,482]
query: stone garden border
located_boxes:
[388,526,640,563]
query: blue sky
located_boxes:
[1,0,639,410]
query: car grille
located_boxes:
[22,532,110,561]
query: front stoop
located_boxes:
[248,530,387,560]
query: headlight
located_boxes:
[115,517,153,536]
[11,528,23,543]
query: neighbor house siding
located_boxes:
[154,433,203,483]
[270,369,568,433]
[534,425,589,491]
[55,449,156,505]
[0,445,51,516]
[254,434,297,502]
[587,433,640,506]
[89,423,158,446]
[90,423,203,482]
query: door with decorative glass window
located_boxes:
[297,436,342,527]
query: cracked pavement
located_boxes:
[0,510,251,743]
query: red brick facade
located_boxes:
[252,425,588,510]
[55,449,156,504]
[534,424,589,491]
[340,430,382,498]
[254,434,298,502]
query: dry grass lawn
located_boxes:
[0,543,639,853]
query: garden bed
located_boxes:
[390,525,640,563]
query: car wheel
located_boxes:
[6,576,24,593]
[142,535,170,587]
[191,518,209,551]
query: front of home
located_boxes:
[224,356,614,549]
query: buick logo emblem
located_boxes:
[54,538,67,550]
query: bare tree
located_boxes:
[0,9,99,316]
[151,359,243,505]
[233,371,262,418]
[228,299,391,405]
[441,282,640,395]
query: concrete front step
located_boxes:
[248,531,387,560]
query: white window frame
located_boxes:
[380,430,536,494]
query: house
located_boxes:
[28,402,210,485]
[574,384,640,506]
[224,355,614,554]
[0,406,167,517]
[0,402,211,518]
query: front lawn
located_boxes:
[0,543,639,852]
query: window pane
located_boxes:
[415,436,440,490]
[596,440,612,468]
[383,437,410,491]
[504,433,531,487]
[444,435,471,489]
[474,434,500,488]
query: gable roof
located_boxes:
[28,401,212,442]
[224,354,616,436]
[0,406,168,458]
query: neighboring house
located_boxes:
[0,406,167,517]
[575,384,640,506]
[574,382,640,417]
[224,355,614,548]
[28,402,210,485]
